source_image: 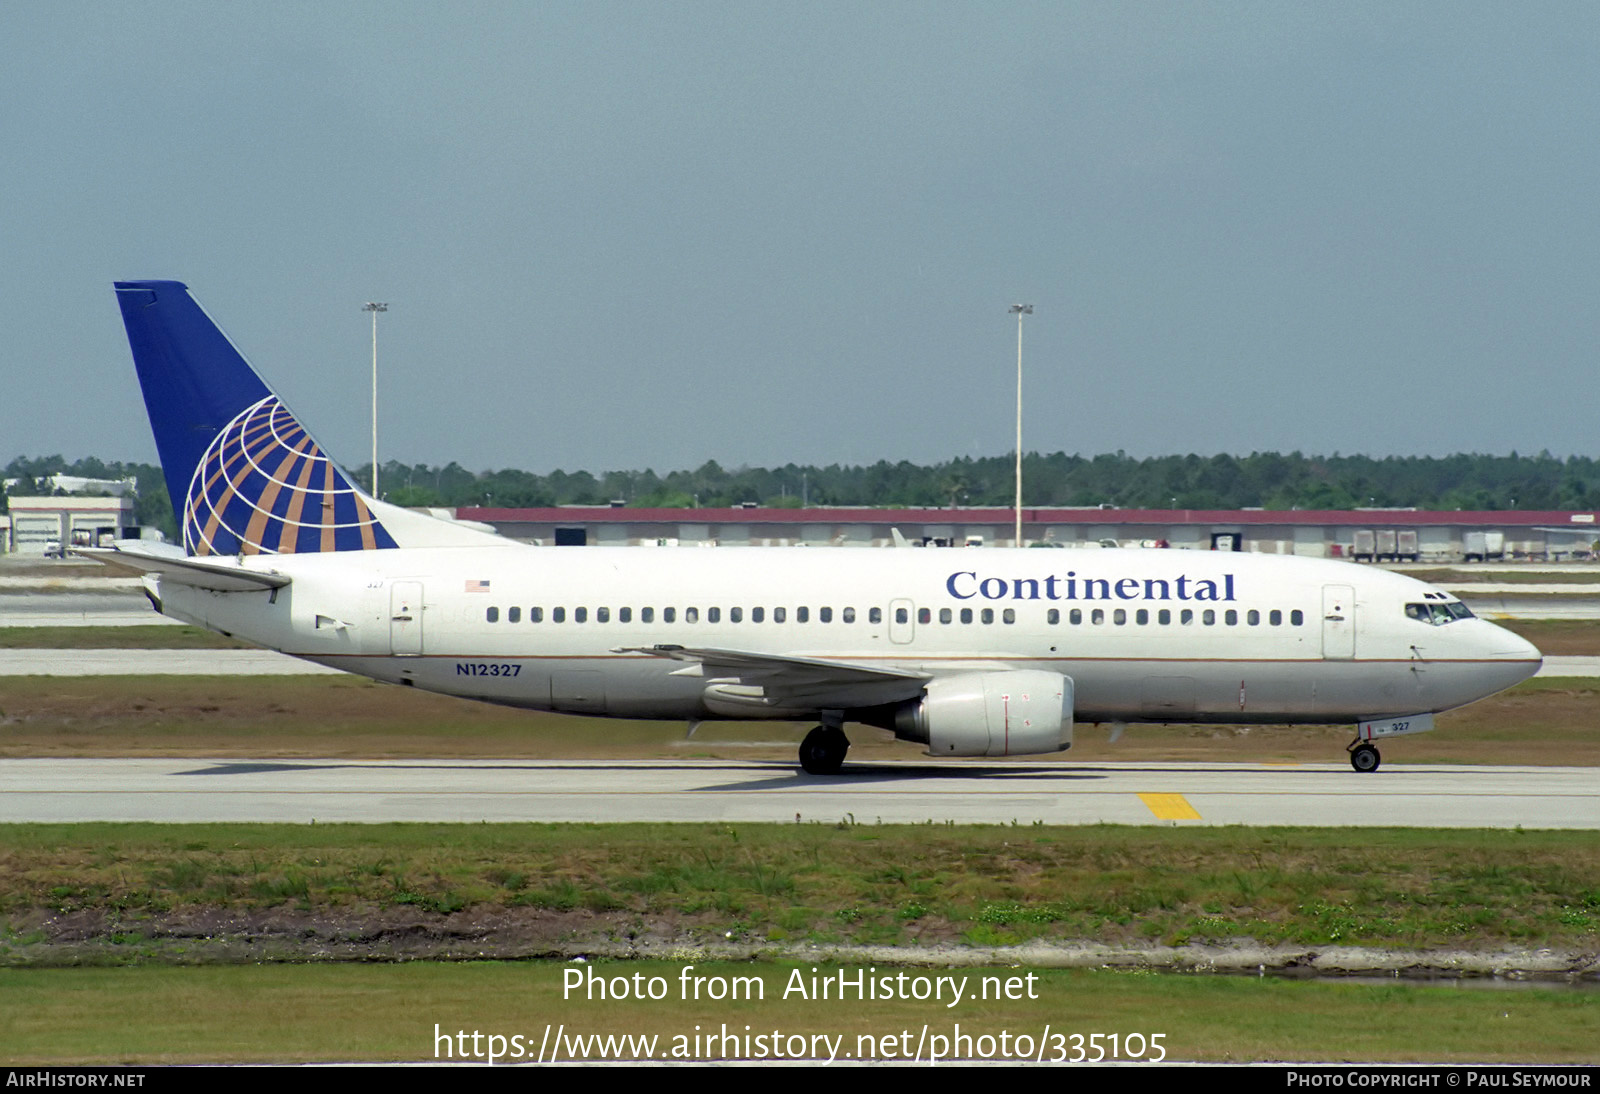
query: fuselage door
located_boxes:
[390,581,424,656]
[889,599,915,645]
[1321,584,1355,661]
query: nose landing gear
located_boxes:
[1347,740,1381,773]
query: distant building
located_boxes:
[455,506,1600,561]
[1,474,138,497]
[3,495,138,555]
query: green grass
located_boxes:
[0,626,252,650]
[2,824,1598,956]
[2,674,1596,766]
[0,962,1594,1064]
[1408,568,1600,585]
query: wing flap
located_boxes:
[614,645,930,708]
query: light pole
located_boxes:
[363,302,388,496]
[1010,304,1033,547]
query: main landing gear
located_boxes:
[799,724,850,775]
[1347,740,1381,773]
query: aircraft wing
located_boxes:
[75,545,290,592]
[614,645,931,707]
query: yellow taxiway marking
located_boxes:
[1138,792,1201,820]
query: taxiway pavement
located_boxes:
[2,758,1593,828]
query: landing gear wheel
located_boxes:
[1349,743,1381,773]
[799,726,849,775]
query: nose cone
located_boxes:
[1481,621,1543,688]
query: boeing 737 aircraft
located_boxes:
[97,280,1542,774]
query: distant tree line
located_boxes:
[7,451,1594,538]
[2,455,175,538]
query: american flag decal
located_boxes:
[465,579,491,593]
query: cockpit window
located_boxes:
[1405,601,1474,625]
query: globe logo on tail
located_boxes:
[184,395,396,555]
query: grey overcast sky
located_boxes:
[2,3,1596,475]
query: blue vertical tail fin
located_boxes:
[114,280,398,556]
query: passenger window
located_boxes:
[597,607,610,623]
[1070,609,1083,625]
[508,607,521,623]
[663,607,675,623]
[820,607,833,623]
[752,607,764,623]
[1181,609,1193,625]
[531,607,543,623]
[641,607,653,623]
[1135,609,1148,625]
[574,607,588,623]
[940,608,953,624]
[553,607,566,623]
[871,607,884,625]
[1003,608,1015,624]
[960,608,973,624]
[1203,609,1215,625]
[1158,609,1171,625]
[1247,610,1259,626]
[798,607,809,623]
[774,607,786,623]
[730,607,742,623]
[1047,608,1059,625]
[620,607,632,623]
[1269,610,1281,626]
[1290,609,1303,626]
[981,608,994,624]
[707,607,720,623]
[486,607,499,623]
[917,608,930,624]
[843,607,856,623]
[685,607,699,623]
[1091,609,1104,625]
[1114,609,1126,625]
[1224,610,1237,626]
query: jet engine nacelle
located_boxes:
[892,670,1073,757]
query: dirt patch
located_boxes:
[2,675,1596,766]
[5,906,1596,983]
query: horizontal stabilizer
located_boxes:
[75,545,290,592]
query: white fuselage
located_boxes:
[152,544,1541,727]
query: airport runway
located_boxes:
[0,592,176,628]
[0,648,342,674]
[1,758,1594,828]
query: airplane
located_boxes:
[95,280,1543,775]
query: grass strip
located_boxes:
[0,626,251,650]
[1498,619,1600,655]
[1408,569,1600,586]
[0,962,1595,1064]
[0,676,1595,765]
[3,823,1598,955]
